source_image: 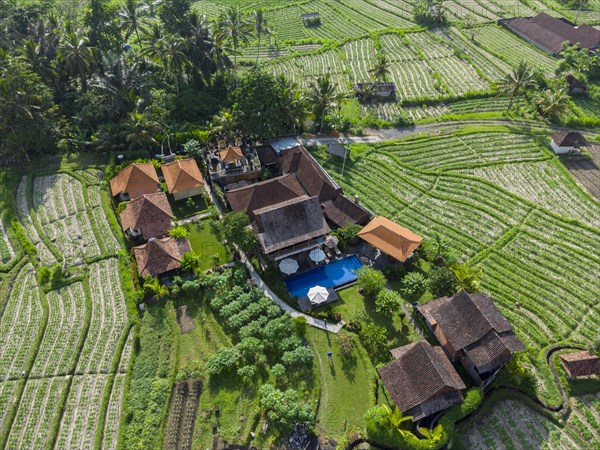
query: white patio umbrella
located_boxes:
[309,248,326,263]
[279,258,299,275]
[324,235,339,249]
[307,285,329,305]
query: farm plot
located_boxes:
[0,265,41,382]
[0,220,15,264]
[56,374,109,450]
[33,174,101,259]
[341,38,377,84]
[87,186,120,253]
[467,25,559,74]
[0,381,18,429]
[76,258,128,374]
[164,379,202,450]
[466,161,600,228]
[15,176,55,264]
[30,282,87,377]
[444,0,500,22]
[102,373,127,450]
[6,377,68,449]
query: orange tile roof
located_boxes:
[109,163,159,198]
[358,216,422,262]
[219,146,244,163]
[162,158,205,194]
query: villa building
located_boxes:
[109,162,159,201]
[133,236,191,277]
[162,158,205,201]
[120,192,174,241]
[357,216,422,264]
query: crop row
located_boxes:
[102,373,126,450]
[30,282,87,378]
[56,374,109,449]
[0,265,41,381]
[16,176,55,264]
[469,161,600,228]
[0,380,18,429]
[76,258,128,374]
[0,220,15,264]
[6,377,67,449]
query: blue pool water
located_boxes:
[284,255,363,298]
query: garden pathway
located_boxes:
[205,182,345,334]
[173,211,211,226]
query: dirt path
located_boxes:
[310,339,330,436]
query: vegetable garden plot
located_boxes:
[0,220,15,264]
[15,176,55,264]
[56,374,109,450]
[0,265,41,382]
[30,282,87,377]
[102,373,126,450]
[379,34,420,62]
[76,259,128,374]
[467,25,559,73]
[91,200,120,254]
[468,161,600,228]
[388,60,440,100]
[444,0,499,22]
[33,174,101,259]
[341,38,377,84]
[428,56,490,95]
[365,0,415,22]
[338,0,415,29]
[6,377,67,449]
[0,381,18,429]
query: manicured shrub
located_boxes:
[375,289,403,316]
[357,267,386,298]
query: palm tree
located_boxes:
[287,87,310,132]
[158,33,189,94]
[119,109,162,149]
[499,61,537,110]
[143,276,169,300]
[119,0,151,51]
[189,11,215,76]
[18,40,58,87]
[534,88,570,119]
[58,31,94,91]
[215,6,253,86]
[308,74,339,133]
[450,261,483,293]
[370,53,391,82]
[212,109,238,139]
[252,9,272,66]
[381,405,413,437]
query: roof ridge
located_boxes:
[143,194,174,218]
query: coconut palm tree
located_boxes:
[157,33,189,94]
[57,30,94,91]
[370,53,391,82]
[211,109,238,139]
[382,405,413,437]
[215,6,253,86]
[450,261,483,293]
[534,88,570,119]
[287,87,310,132]
[499,61,537,110]
[188,11,215,76]
[252,9,273,66]
[308,74,339,133]
[119,109,162,149]
[119,0,152,51]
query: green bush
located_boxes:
[357,267,386,298]
[429,266,457,298]
[167,225,190,239]
[375,289,403,316]
[258,384,315,432]
[401,272,429,298]
[205,346,241,375]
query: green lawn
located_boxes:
[168,194,208,220]
[185,221,230,271]
[307,328,376,439]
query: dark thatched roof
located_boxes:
[378,340,465,421]
[560,351,600,378]
[257,146,279,166]
[253,195,330,253]
[120,192,174,240]
[133,237,191,277]
[279,146,341,203]
[417,290,525,366]
[551,131,589,148]
[226,174,306,220]
[505,13,600,54]
[322,195,370,228]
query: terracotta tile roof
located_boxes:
[357,216,422,262]
[226,174,306,220]
[560,351,600,378]
[109,163,159,198]
[278,146,341,203]
[378,341,465,420]
[322,195,370,228]
[133,236,191,277]
[219,146,244,163]
[253,195,330,254]
[551,131,589,148]
[417,290,525,368]
[120,192,174,240]
[257,146,278,166]
[505,13,600,54]
[162,158,205,194]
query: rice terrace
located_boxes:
[0,0,599,450]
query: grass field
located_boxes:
[185,220,230,271]
[310,125,600,407]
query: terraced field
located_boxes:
[0,170,133,450]
[311,126,600,404]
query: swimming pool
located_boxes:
[284,255,363,298]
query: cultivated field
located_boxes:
[311,126,600,406]
[0,169,133,450]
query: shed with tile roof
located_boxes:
[162,158,205,200]
[357,216,422,263]
[560,351,600,379]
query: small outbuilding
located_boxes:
[566,75,587,94]
[162,158,205,201]
[560,351,600,379]
[133,236,192,277]
[328,144,348,158]
[550,131,589,155]
[109,162,159,200]
[357,216,422,263]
